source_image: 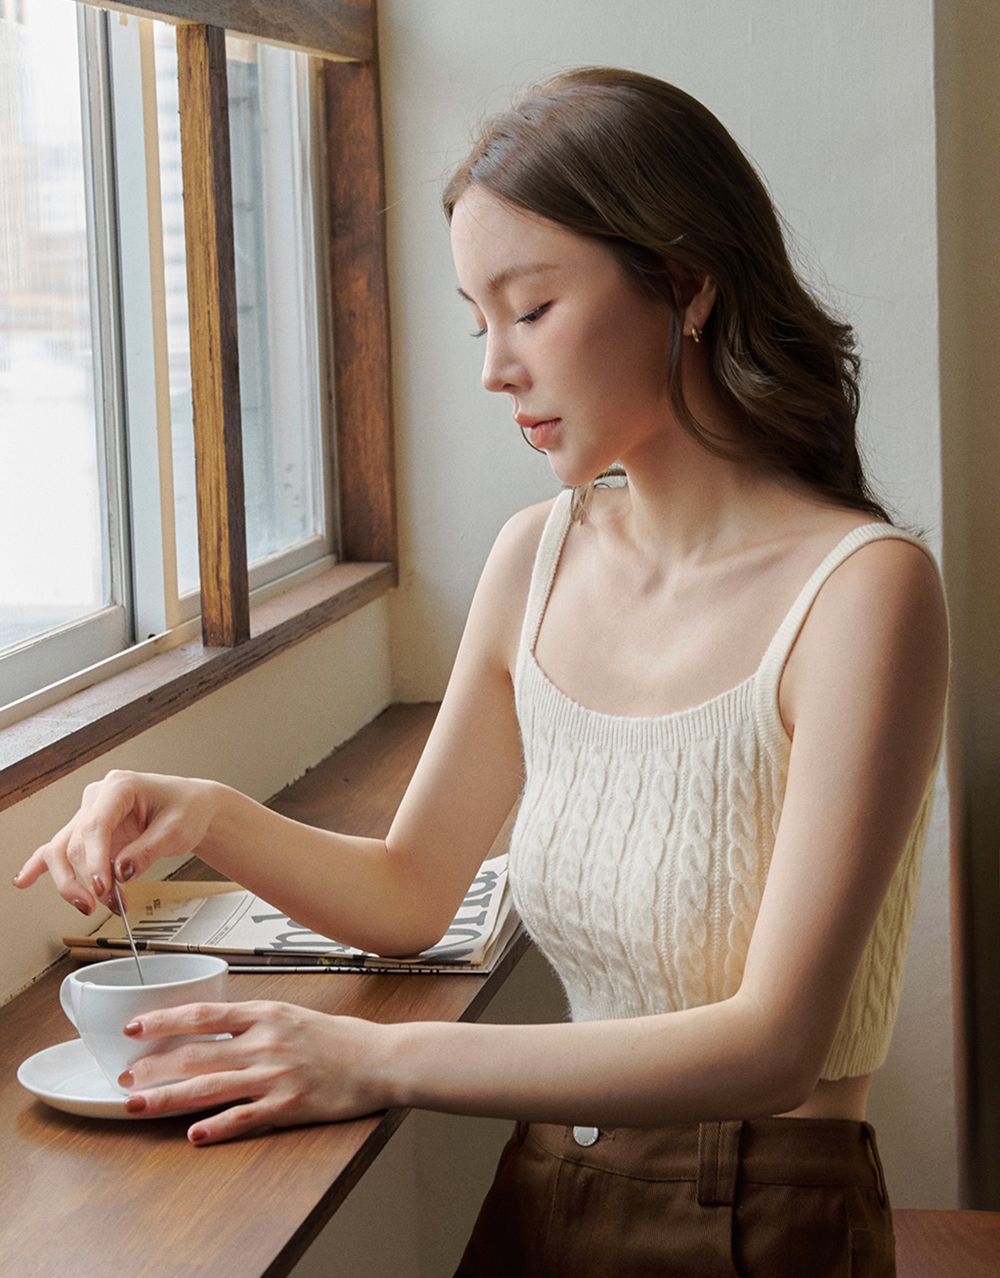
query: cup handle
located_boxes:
[59,974,79,1030]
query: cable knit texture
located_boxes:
[509,490,939,1080]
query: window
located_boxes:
[0,0,394,812]
[0,0,127,696]
[0,1,334,707]
[150,23,332,608]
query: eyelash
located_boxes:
[471,301,552,339]
[518,302,551,324]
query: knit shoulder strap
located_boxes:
[754,522,937,739]
[517,489,574,660]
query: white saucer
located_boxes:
[17,1038,202,1120]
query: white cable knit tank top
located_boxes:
[508,490,940,1080]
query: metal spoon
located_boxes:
[113,878,145,985]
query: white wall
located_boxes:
[0,599,392,1006]
[377,0,956,1219]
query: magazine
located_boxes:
[64,856,519,975]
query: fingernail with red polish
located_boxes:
[118,1069,134,1088]
[123,1021,142,1037]
[92,874,107,897]
[124,1095,146,1115]
[119,860,135,882]
[73,897,92,914]
[189,1127,208,1144]
[12,871,21,885]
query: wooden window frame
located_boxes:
[0,0,396,812]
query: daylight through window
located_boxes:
[0,0,332,708]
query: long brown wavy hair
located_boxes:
[444,67,892,524]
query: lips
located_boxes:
[515,414,561,449]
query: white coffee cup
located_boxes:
[59,953,228,1092]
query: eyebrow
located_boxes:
[456,262,561,305]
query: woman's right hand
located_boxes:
[12,770,218,915]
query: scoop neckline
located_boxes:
[526,648,761,727]
[520,499,906,744]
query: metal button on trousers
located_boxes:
[572,1125,599,1147]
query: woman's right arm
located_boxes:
[13,502,551,957]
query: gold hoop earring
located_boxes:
[690,326,702,344]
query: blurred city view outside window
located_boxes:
[152,24,327,602]
[0,0,112,657]
[0,1,330,707]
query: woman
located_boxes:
[16,69,947,1276]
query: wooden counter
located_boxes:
[0,704,528,1278]
[894,1208,1000,1278]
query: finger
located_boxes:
[114,852,138,884]
[103,886,126,915]
[16,838,97,913]
[125,1000,264,1041]
[188,1101,271,1145]
[76,769,172,895]
[12,845,50,889]
[14,813,76,887]
[112,804,200,883]
[49,855,99,914]
[123,1034,241,1091]
[122,1072,263,1125]
[111,830,168,886]
[66,782,137,898]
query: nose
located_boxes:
[481,332,526,395]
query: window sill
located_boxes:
[0,561,393,814]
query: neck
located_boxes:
[605,344,797,561]
[611,420,796,567]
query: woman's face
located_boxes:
[450,187,677,487]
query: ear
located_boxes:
[684,275,717,336]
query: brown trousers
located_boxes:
[455,1117,895,1278]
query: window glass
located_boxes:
[0,0,109,654]
[0,6,332,711]
[150,22,197,596]
[152,25,326,599]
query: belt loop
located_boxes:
[863,1124,889,1209]
[697,1120,743,1206]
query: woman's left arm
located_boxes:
[122,539,949,1144]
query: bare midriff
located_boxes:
[777,1073,873,1122]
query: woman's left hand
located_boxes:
[118,1000,393,1145]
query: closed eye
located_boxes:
[469,300,550,337]
[517,302,552,324]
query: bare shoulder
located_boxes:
[490,496,559,565]
[782,533,948,733]
[477,497,559,604]
[810,534,946,638]
[461,497,559,675]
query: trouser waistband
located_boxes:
[522,1117,889,1207]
